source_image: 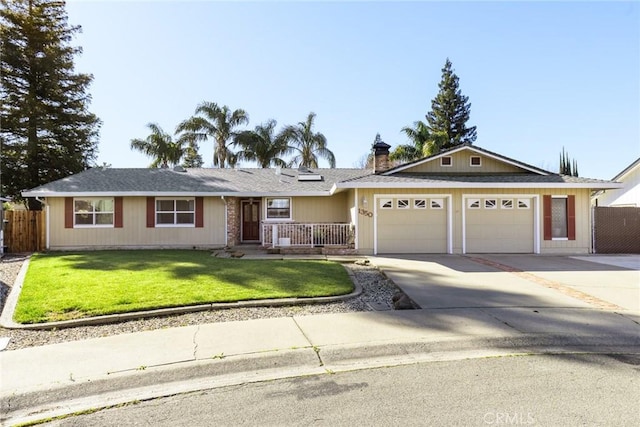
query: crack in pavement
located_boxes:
[192,325,201,360]
[292,317,324,366]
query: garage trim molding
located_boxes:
[462,194,540,254]
[373,194,453,255]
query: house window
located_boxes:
[441,156,452,167]
[517,199,530,209]
[380,198,393,209]
[414,199,427,209]
[551,197,568,239]
[156,199,195,226]
[397,199,410,209]
[74,198,114,227]
[470,156,482,167]
[467,198,480,209]
[430,199,443,209]
[266,198,291,220]
[484,199,497,209]
[501,199,513,209]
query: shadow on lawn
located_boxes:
[33,250,351,292]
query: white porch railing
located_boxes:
[262,223,354,248]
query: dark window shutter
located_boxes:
[114,197,123,228]
[567,195,576,240]
[65,197,74,228]
[146,197,155,228]
[195,197,204,228]
[543,195,552,240]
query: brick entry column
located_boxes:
[225,196,241,247]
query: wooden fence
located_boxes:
[3,210,46,253]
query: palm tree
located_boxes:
[284,112,335,168]
[391,120,448,163]
[176,102,249,168]
[130,123,186,168]
[234,120,292,168]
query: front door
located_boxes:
[241,200,261,241]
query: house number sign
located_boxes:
[358,208,373,217]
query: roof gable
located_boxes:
[612,157,640,181]
[383,144,551,176]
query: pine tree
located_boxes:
[426,58,477,148]
[559,147,579,177]
[181,141,204,168]
[0,0,101,209]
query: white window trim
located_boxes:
[413,199,427,209]
[263,197,293,222]
[73,197,115,228]
[155,197,196,228]
[470,156,482,167]
[440,156,453,167]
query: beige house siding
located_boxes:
[403,151,524,174]
[355,187,592,255]
[290,193,350,223]
[47,196,226,250]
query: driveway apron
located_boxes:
[368,255,595,310]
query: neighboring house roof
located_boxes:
[593,156,640,207]
[22,145,622,197]
[612,157,640,181]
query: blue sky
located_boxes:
[65,1,639,179]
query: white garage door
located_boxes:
[465,197,534,253]
[376,196,448,254]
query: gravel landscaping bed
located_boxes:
[0,254,400,351]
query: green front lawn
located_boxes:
[14,250,353,324]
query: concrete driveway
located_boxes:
[369,254,640,313]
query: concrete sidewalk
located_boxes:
[2,254,640,425]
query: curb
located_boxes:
[3,333,640,426]
[0,263,363,330]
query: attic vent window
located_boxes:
[470,156,481,167]
[441,156,452,167]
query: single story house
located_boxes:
[593,157,640,207]
[22,143,621,255]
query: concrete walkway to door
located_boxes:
[368,254,640,333]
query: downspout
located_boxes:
[221,196,227,247]
[35,197,49,250]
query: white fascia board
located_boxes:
[21,191,335,198]
[335,182,623,190]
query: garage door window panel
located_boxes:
[397,199,410,209]
[431,199,443,209]
[380,199,393,209]
[501,199,513,209]
[467,199,480,209]
[484,199,497,209]
[413,199,427,209]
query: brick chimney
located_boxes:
[372,134,391,174]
